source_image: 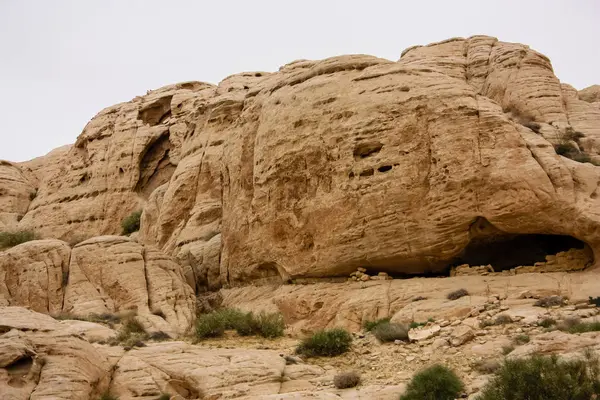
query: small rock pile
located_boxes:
[349,268,393,281]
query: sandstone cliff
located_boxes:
[2,35,600,294]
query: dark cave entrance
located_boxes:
[451,233,591,272]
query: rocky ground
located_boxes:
[2,269,599,399]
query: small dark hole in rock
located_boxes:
[378,165,392,173]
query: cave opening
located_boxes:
[451,233,591,272]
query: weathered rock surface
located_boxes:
[0,240,69,314]
[1,35,598,292]
[0,237,196,334]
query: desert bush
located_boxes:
[121,210,142,235]
[333,371,361,389]
[474,359,501,374]
[590,296,600,307]
[554,142,578,156]
[534,295,565,308]
[296,328,352,357]
[447,288,469,300]
[156,394,171,400]
[561,321,600,334]
[122,317,145,334]
[195,308,285,339]
[251,311,285,338]
[494,314,513,325]
[99,392,119,400]
[400,364,464,400]
[513,334,530,345]
[564,127,585,142]
[476,351,600,400]
[363,317,390,332]
[196,311,227,339]
[0,230,35,249]
[539,317,556,328]
[372,322,408,342]
[148,331,171,341]
[502,345,515,355]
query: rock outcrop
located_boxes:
[0,238,195,334]
[2,35,600,292]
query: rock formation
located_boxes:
[1,35,600,398]
[1,36,598,294]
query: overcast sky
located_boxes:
[0,0,598,162]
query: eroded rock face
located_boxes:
[3,35,600,290]
[0,238,195,335]
[0,240,70,314]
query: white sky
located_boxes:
[0,0,598,162]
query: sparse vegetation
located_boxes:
[409,321,426,329]
[534,295,565,308]
[494,314,513,325]
[195,308,285,339]
[107,316,149,347]
[156,394,171,400]
[363,317,390,332]
[590,296,600,307]
[333,371,361,389]
[560,321,600,334]
[502,345,515,355]
[400,364,464,400]
[295,328,352,357]
[474,359,501,374]
[513,334,530,345]
[553,128,600,166]
[121,210,142,235]
[372,322,408,343]
[447,288,469,300]
[99,392,119,400]
[0,230,35,249]
[148,331,171,341]
[539,317,557,328]
[476,351,600,400]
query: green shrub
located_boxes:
[563,321,600,334]
[296,328,352,357]
[363,317,390,332]
[372,322,408,343]
[251,311,285,338]
[195,308,285,339]
[409,321,426,329]
[539,317,556,328]
[148,331,171,341]
[476,352,600,400]
[513,334,530,345]
[0,230,35,249]
[99,392,119,400]
[333,371,361,389]
[196,311,227,339]
[447,288,469,300]
[121,210,142,235]
[502,345,515,355]
[494,314,513,325]
[400,364,464,400]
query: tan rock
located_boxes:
[0,161,37,230]
[451,325,475,347]
[408,325,441,341]
[63,236,195,334]
[0,240,70,313]
[0,307,113,399]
